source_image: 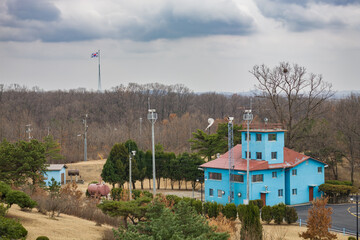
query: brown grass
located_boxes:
[7,205,114,240]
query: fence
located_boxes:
[298,219,357,237]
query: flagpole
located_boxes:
[98,49,101,92]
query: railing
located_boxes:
[298,219,357,236]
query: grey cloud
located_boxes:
[6,0,61,21]
[0,0,255,42]
[255,0,359,31]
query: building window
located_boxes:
[256,134,262,141]
[272,172,277,178]
[252,174,263,182]
[268,134,277,141]
[292,169,297,176]
[218,190,223,198]
[306,160,309,165]
[278,189,283,197]
[231,174,244,183]
[292,189,297,195]
[245,133,251,141]
[209,188,213,196]
[256,152,262,160]
[318,167,322,173]
[271,152,277,160]
[209,172,222,180]
[245,151,251,159]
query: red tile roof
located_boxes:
[200,144,323,171]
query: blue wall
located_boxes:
[249,168,285,206]
[285,159,324,205]
[241,131,285,164]
[44,167,66,186]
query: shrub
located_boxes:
[36,236,50,240]
[272,203,286,224]
[0,181,11,200]
[261,205,272,224]
[207,202,220,218]
[285,206,298,224]
[250,199,264,209]
[190,199,203,214]
[110,188,122,201]
[6,190,37,210]
[0,216,27,239]
[141,190,153,199]
[222,203,237,220]
[325,180,352,186]
[0,203,9,217]
[166,195,181,206]
[237,204,246,223]
[132,189,142,199]
[319,183,356,204]
[240,204,262,240]
[348,237,356,240]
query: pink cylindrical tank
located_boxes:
[87,183,110,196]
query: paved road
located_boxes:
[294,203,360,234]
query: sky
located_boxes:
[0,0,360,93]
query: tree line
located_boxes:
[1,62,360,183]
[101,139,205,190]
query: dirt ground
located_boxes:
[7,205,112,240]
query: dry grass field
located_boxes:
[3,159,353,240]
[7,205,112,240]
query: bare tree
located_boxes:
[250,62,333,148]
[334,94,360,184]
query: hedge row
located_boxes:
[261,203,298,224]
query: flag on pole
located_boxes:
[91,52,99,58]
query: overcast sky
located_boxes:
[0,0,359,93]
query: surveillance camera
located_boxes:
[132,150,136,155]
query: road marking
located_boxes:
[347,205,360,219]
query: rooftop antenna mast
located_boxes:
[228,117,234,203]
[243,99,253,205]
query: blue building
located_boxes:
[200,127,325,206]
[43,164,67,186]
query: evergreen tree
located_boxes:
[240,204,263,240]
[111,200,229,240]
[0,139,47,185]
[101,143,127,187]
[43,135,64,163]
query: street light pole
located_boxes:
[243,109,253,205]
[129,151,136,201]
[357,193,359,240]
[147,109,157,196]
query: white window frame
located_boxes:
[271,152,277,160]
[272,171,277,178]
[256,152,262,160]
[292,188,297,195]
[209,188,214,197]
[268,133,277,141]
[318,167,322,173]
[256,134,262,141]
[217,190,223,198]
[292,169,297,176]
[252,174,264,183]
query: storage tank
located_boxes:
[87,183,110,196]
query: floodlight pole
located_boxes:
[243,110,253,204]
[147,109,158,196]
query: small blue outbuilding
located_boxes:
[44,164,67,186]
[200,126,325,206]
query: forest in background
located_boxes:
[1,62,360,183]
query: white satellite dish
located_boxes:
[205,118,214,131]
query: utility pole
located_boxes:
[83,114,88,161]
[26,124,32,142]
[243,109,253,204]
[147,109,157,196]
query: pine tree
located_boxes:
[101,143,127,187]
